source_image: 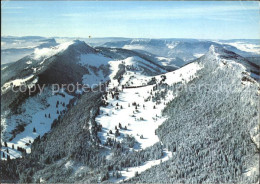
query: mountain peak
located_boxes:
[204,45,259,78]
[207,44,241,60]
[67,40,96,54]
[72,39,85,45]
[209,44,216,52]
[32,40,95,61]
[209,45,225,55]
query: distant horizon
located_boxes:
[2,1,259,40]
[2,35,260,41]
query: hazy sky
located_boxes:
[2,1,259,39]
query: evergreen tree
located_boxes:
[135,171,138,177]
[115,171,121,179]
[7,155,10,162]
[115,129,120,137]
[106,172,109,179]
[101,171,110,181]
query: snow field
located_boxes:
[1,89,73,160]
[96,58,202,149]
[1,74,35,94]
[96,59,203,151]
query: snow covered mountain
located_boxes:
[1,40,169,161]
[1,41,95,114]
[102,39,259,68]
[1,40,259,183]
[128,46,259,183]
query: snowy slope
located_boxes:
[127,45,259,183]
[78,53,111,86]
[93,55,203,182]
[97,60,202,149]
[1,41,96,160]
[1,88,73,159]
[2,38,259,183]
[95,45,260,183]
[1,40,170,162]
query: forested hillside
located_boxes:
[127,46,259,183]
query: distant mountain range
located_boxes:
[1,38,259,183]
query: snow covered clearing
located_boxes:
[79,54,111,67]
[78,53,111,86]
[96,60,203,150]
[1,66,8,71]
[156,56,177,67]
[161,62,202,85]
[109,56,165,88]
[96,84,166,149]
[1,74,35,94]
[166,42,179,49]
[245,166,259,178]
[194,53,204,58]
[156,56,172,62]
[108,59,122,88]
[26,60,33,65]
[82,70,109,86]
[1,88,73,160]
[122,45,145,50]
[91,57,202,180]
[109,149,173,183]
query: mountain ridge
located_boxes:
[1,40,259,183]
